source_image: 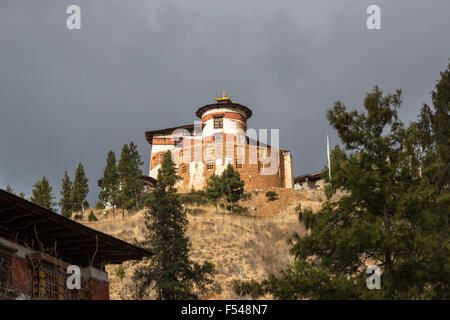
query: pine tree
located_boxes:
[31,177,55,211]
[60,171,73,218]
[18,192,26,199]
[239,75,449,299]
[83,200,90,211]
[99,150,119,217]
[134,151,215,300]
[71,162,89,215]
[117,142,144,211]
[220,164,244,213]
[5,184,14,194]
[205,174,222,213]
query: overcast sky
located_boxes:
[1,0,449,208]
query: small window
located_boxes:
[236,159,243,169]
[214,117,223,129]
[207,161,214,170]
[181,164,188,174]
[258,162,263,172]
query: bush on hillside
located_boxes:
[265,191,278,201]
[116,265,125,280]
[232,279,265,298]
[180,190,209,206]
[95,201,106,210]
[88,211,98,221]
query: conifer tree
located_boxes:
[237,69,449,299]
[83,200,90,211]
[71,162,89,215]
[5,184,14,194]
[134,151,214,300]
[99,150,119,217]
[205,174,222,213]
[60,171,73,218]
[117,142,144,211]
[220,164,245,213]
[31,177,55,211]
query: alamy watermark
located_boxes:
[367,5,381,30]
[366,265,381,290]
[66,5,382,31]
[168,122,281,175]
[66,5,81,30]
[67,265,81,290]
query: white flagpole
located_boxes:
[327,132,332,180]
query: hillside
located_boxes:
[81,188,325,299]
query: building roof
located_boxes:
[195,100,253,120]
[294,171,326,184]
[0,189,152,268]
[145,124,203,145]
[140,175,157,185]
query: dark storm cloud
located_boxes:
[1,0,449,208]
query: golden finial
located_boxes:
[215,90,231,103]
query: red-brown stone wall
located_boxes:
[166,143,286,192]
[89,279,110,300]
[201,112,247,123]
[11,257,32,293]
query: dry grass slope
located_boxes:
[82,188,324,299]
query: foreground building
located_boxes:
[145,92,294,192]
[0,189,151,300]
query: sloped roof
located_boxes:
[294,171,326,184]
[195,101,253,119]
[0,189,152,267]
[145,124,204,145]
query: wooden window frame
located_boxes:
[213,116,224,129]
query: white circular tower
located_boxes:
[195,91,252,143]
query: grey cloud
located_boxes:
[0,0,449,207]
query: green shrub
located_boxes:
[95,201,105,210]
[88,211,98,221]
[180,190,208,206]
[265,191,278,201]
[224,205,248,214]
[143,194,153,208]
[242,192,252,201]
[73,214,83,221]
[233,206,248,214]
[116,265,125,280]
[232,280,264,298]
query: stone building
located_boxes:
[0,189,151,300]
[145,92,294,192]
